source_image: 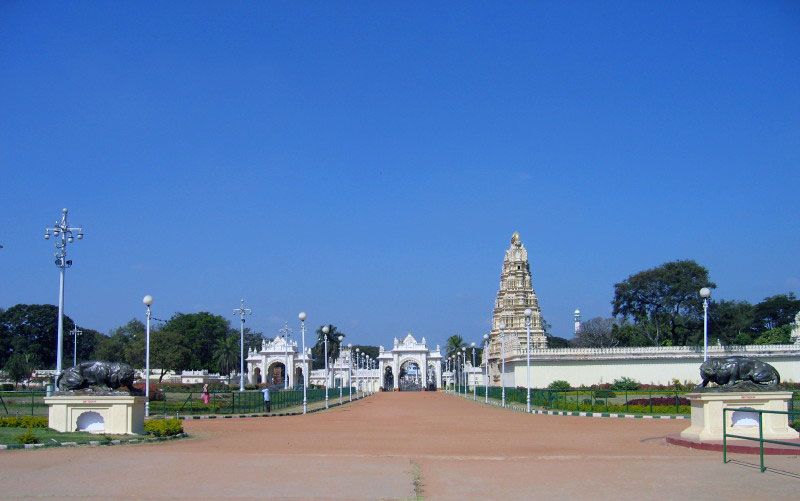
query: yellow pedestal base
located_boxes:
[680,391,798,442]
[44,395,146,435]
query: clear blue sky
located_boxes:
[1,2,798,348]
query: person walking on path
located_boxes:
[201,383,211,405]
[262,386,271,412]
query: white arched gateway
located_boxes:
[378,334,442,391]
[245,335,312,388]
[248,333,442,392]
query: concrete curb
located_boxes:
[0,432,189,451]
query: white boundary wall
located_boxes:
[500,344,800,387]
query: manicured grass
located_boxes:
[0,427,128,445]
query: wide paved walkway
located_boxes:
[0,392,796,499]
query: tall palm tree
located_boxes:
[214,335,239,376]
[312,325,345,369]
[445,334,465,359]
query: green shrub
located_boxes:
[15,428,39,444]
[0,416,48,428]
[612,377,641,391]
[144,418,184,437]
[547,380,571,391]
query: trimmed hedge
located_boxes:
[0,416,48,428]
[144,418,184,437]
[556,402,690,414]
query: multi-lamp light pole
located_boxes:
[44,208,84,387]
[524,307,532,413]
[299,312,308,414]
[471,342,476,401]
[71,326,82,367]
[347,343,353,401]
[499,320,506,408]
[338,334,344,403]
[700,287,711,362]
[142,294,153,417]
[322,325,331,409]
[233,299,252,392]
[483,333,489,403]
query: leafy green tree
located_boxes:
[753,293,800,331]
[158,312,232,370]
[213,335,239,375]
[3,353,32,387]
[548,380,571,390]
[546,336,571,348]
[612,260,714,346]
[243,327,265,352]
[0,304,75,368]
[72,327,103,366]
[753,325,792,345]
[351,345,379,362]
[92,331,129,363]
[151,329,191,382]
[710,300,756,345]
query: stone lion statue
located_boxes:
[57,361,138,393]
[699,356,780,389]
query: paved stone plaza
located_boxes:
[0,392,796,499]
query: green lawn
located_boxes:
[0,427,129,445]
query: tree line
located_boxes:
[0,304,363,386]
[573,260,799,348]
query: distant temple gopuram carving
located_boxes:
[486,231,547,384]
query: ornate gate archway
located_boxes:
[398,360,422,391]
[267,362,284,386]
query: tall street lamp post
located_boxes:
[71,326,82,367]
[347,343,353,401]
[524,307,532,413]
[44,208,84,386]
[451,355,456,393]
[355,347,360,396]
[337,334,344,404]
[233,299,252,392]
[483,333,489,403]
[142,295,153,417]
[471,342,476,401]
[298,312,307,414]
[700,287,711,361]
[444,358,448,391]
[322,325,330,409]
[461,347,467,395]
[499,321,506,408]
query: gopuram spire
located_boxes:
[486,232,547,383]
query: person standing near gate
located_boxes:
[262,386,271,413]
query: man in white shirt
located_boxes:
[262,387,271,413]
